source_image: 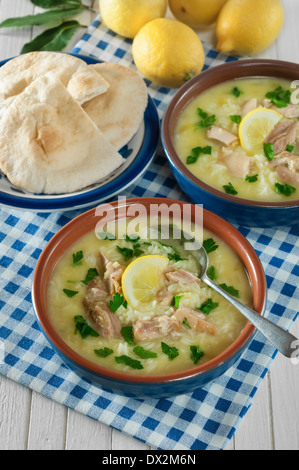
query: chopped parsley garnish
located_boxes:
[116,244,144,261]
[186,145,212,164]
[170,295,183,309]
[286,144,294,152]
[265,86,291,108]
[264,143,275,161]
[182,317,191,328]
[161,342,179,361]
[229,115,242,124]
[231,86,243,98]
[121,326,135,345]
[219,283,240,298]
[72,250,83,265]
[81,267,99,285]
[63,288,79,298]
[190,345,205,364]
[115,355,143,370]
[198,298,219,315]
[167,252,187,262]
[110,293,127,313]
[245,174,258,183]
[207,265,216,280]
[195,107,216,128]
[94,347,113,358]
[133,346,158,359]
[98,232,116,240]
[74,315,99,339]
[223,182,238,195]
[275,182,296,197]
[203,238,219,254]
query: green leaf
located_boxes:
[72,250,83,265]
[133,346,158,359]
[231,86,243,98]
[170,295,183,309]
[31,0,82,8]
[223,182,238,195]
[195,114,216,128]
[63,288,78,297]
[218,283,240,298]
[110,293,127,313]
[245,174,258,183]
[229,115,242,124]
[203,238,219,254]
[121,326,135,345]
[182,317,191,328]
[21,20,82,53]
[265,86,291,108]
[186,145,212,164]
[275,182,296,197]
[74,315,99,339]
[198,298,219,315]
[264,143,275,161]
[94,347,113,358]
[115,355,143,370]
[207,265,216,280]
[190,345,204,364]
[81,267,99,285]
[0,8,84,28]
[286,145,294,152]
[161,342,179,361]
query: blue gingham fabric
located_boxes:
[0,15,299,451]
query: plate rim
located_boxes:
[0,53,160,211]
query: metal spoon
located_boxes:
[155,225,298,358]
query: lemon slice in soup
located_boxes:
[239,107,282,155]
[122,255,169,308]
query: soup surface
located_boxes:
[48,221,251,375]
[174,78,299,202]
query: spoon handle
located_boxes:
[202,274,298,358]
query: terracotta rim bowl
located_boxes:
[32,197,267,386]
[162,59,299,209]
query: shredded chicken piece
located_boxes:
[156,288,173,306]
[89,302,122,338]
[83,276,109,310]
[276,166,299,187]
[270,151,299,171]
[206,126,238,146]
[221,148,251,178]
[133,315,181,341]
[270,104,299,119]
[164,267,199,284]
[264,119,297,155]
[99,250,125,295]
[241,98,258,118]
[173,307,217,335]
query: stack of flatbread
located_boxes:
[0,51,148,194]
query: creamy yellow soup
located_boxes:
[47,222,251,375]
[174,78,299,202]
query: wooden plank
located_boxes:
[65,409,112,450]
[27,391,67,450]
[0,376,31,450]
[0,0,34,59]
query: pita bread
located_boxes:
[67,67,110,105]
[0,51,108,106]
[0,73,124,194]
[82,63,148,150]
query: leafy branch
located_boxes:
[0,0,95,53]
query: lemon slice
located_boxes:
[121,255,169,308]
[239,107,282,155]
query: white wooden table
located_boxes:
[0,0,299,451]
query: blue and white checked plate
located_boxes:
[0,15,299,451]
[0,54,159,212]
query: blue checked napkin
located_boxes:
[0,15,299,451]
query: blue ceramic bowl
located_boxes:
[162,59,299,227]
[32,198,266,398]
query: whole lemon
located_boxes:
[216,0,284,55]
[99,0,167,39]
[169,0,228,28]
[132,18,205,88]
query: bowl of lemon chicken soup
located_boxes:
[32,198,266,398]
[162,59,299,227]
